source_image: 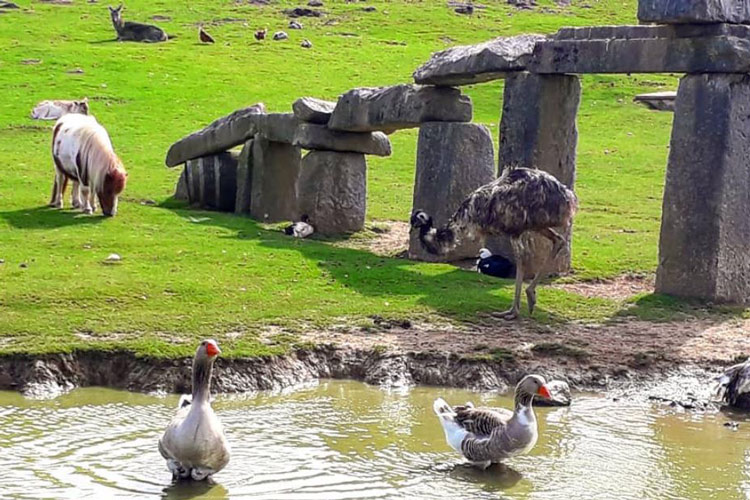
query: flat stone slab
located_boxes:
[165,103,265,167]
[634,91,676,111]
[293,97,336,124]
[292,123,392,156]
[531,24,750,74]
[413,34,545,86]
[639,0,750,24]
[257,113,300,144]
[328,84,472,133]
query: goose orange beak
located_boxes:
[537,385,552,399]
[205,341,221,357]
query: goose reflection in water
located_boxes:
[162,479,229,500]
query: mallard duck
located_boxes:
[716,358,750,409]
[433,374,551,468]
[158,339,230,481]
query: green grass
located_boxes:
[0,0,733,357]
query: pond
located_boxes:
[0,380,748,499]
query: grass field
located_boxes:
[0,0,723,357]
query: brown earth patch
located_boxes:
[553,273,654,300]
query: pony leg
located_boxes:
[80,185,93,214]
[524,228,566,316]
[71,181,82,209]
[50,171,66,208]
[88,187,97,212]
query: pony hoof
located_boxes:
[50,202,63,209]
[83,208,93,214]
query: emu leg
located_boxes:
[525,228,566,315]
[493,236,525,320]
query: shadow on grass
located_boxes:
[612,292,746,323]
[0,205,105,229]
[158,199,575,323]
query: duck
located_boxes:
[289,20,303,29]
[199,26,215,43]
[476,248,516,279]
[273,30,288,41]
[433,374,551,469]
[715,358,750,409]
[158,339,230,481]
[300,39,313,49]
[254,28,267,41]
[284,215,314,238]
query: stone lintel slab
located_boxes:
[639,0,750,25]
[531,27,750,74]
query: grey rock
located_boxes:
[273,31,288,40]
[534,380,571,406]
[165,103,265,167]
[293,97,336,124]
[634,91,676,111]
[413,34,545,86]
[297,151,366,234]
[639,0,750,24]
[284,7,322,17]
[184,152,239,212]
[409,122,495,262]
[174,167,189,200]
[250,136,301,222]
[235,140,253,215]
[328,84,472,133]
[531,24,750,74]
[258,113,299,144]
[293,123,392,156]
[489,72,579,274]
[0,1,20,8]
[308,0,322,5]
[656,74,750,304]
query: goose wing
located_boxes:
[454,404,513,437]
[158,405,190,460]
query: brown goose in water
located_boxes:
[158,339,230,481]
[434,375,551,469]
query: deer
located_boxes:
[108,4,168,43]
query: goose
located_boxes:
[284,215,314,238]
[433,374,551,469]
[159,339,230,481]
[476,248,516,279]
[716,358,750,409]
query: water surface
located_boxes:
[1,380,748,499]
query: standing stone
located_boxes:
[489,72,580,274]
[638,0,750,24]
[235,140,253,215]
[174,167,189,200]
[250,136,301,222]
[183,152,239,211]
[656,73,750,304]
[409,122,495,262]
[328,84,473,133]
[297,151,367,235]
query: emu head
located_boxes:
[108,4,124,27]
[410,210,432,230]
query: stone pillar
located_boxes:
[235,140,253,215]
[297,151,367,235]
[656,73,750,304]
[409,122,495,262]
[250,135,301,223]
[183,152,239,212]
[174,167,188,201]
[491,72,581,273]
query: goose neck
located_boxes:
[192,357,214,403]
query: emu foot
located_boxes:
[491,308,519,321]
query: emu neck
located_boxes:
[192,357,214,404]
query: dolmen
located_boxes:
[165,84,473,235]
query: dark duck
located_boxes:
[476,248,516,279]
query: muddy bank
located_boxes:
[0,343,721,400]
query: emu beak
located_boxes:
[537,385,552,399]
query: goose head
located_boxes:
[516,374,551,400]
[196,339,221,360]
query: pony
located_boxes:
[31,98,89,120]
[50,114,127,216]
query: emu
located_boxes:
[411,167,577,320]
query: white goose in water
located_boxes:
[159,339,230,481]
[433,375,551,469]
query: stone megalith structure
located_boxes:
[409,122,495,262]
[656,74,750,303]
[250,135,301,222]
[184,152,239,212]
